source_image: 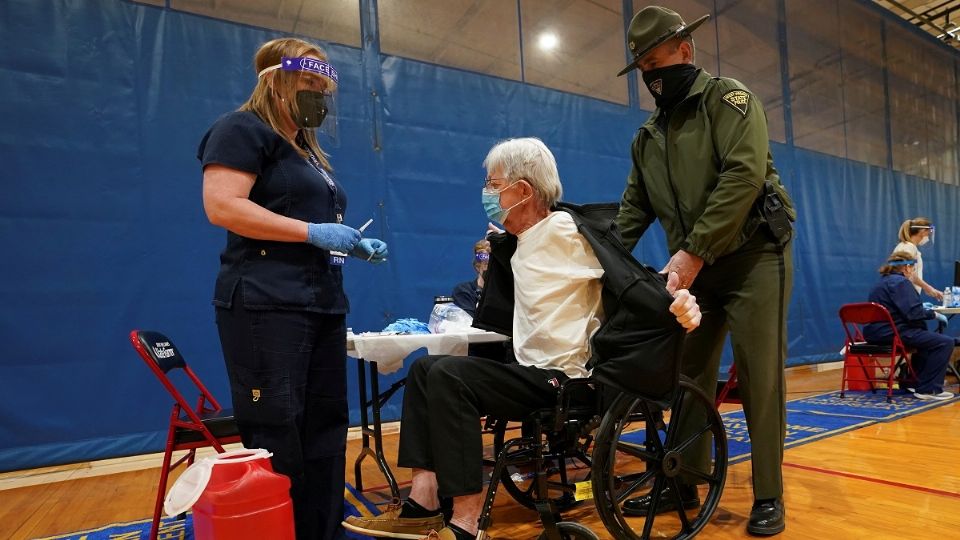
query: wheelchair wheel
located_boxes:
[591,376,727,540]
[491,419,592,511]
[536,522,599,540]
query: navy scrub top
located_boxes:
[198,110,349,313]
[452,279,481,317]
[864,273,934,340]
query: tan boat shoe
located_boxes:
[342,501,444,539]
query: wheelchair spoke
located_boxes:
[639,411,670,457]
[670,422,713,455]
[641,475,666,539]
[662,387,686,447]
[614,440,658,462]
[613,469,656,504]
[668,478,692,532]
[677,464,717,484]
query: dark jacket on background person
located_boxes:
[472,201,684,399]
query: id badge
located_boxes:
[330,251,347,266]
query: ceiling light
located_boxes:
[538,32,558,51]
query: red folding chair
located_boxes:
[838,303,915,403]
[130,330,241,540]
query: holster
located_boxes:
[757,181,793,245]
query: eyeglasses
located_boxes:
[483,176,528,190]
[483,177,510,190]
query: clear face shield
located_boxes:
[913,225,935,246]
[259,56,339,143]
[887,258,917,278]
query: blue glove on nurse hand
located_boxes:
[306,223,361,253]
[351,238,389,264]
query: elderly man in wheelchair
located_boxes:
[344,137,709,540]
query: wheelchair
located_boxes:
[476,374,727,540]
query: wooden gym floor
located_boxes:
[1,365,958,539]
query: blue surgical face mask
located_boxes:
[482,189,507,223]
[482,181,529,225]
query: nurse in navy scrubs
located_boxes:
[198,37,387,540]
[865,251,955,402]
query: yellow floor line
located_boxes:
[344,487,375,518]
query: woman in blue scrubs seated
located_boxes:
[865,251,957,401]
[198,38,388,540]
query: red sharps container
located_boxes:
[164,448,295,540]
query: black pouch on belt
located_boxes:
[758,181,792,244]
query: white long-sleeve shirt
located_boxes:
[511,212,604,379]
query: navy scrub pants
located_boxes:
[216,302,348,540]
[899,327,954,394]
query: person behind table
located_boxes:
[893,217,943,303]
[613,6,795,535]
[451,239,491,317]
[198,37,388,540]
[342,137,702,540]
[865,251,957,401]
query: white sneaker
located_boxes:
[913,391,952,401]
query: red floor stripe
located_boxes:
[783,461,960,499]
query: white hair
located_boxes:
[483,137,562,208]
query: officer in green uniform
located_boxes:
[614,6,795,536]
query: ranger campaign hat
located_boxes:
[617,6,709,77]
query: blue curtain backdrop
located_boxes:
[0,0,958,471]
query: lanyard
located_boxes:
[303,145,343,224]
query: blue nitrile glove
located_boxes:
[306,223,361,253]
[351,238,388,264]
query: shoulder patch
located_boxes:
[721,89,749,117]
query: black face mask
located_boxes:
[293,90,328,128]
[641,64,700,110]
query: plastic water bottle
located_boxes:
[945,287,953,308]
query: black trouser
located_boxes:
[216,300,348,540]
[397,355,569,498]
